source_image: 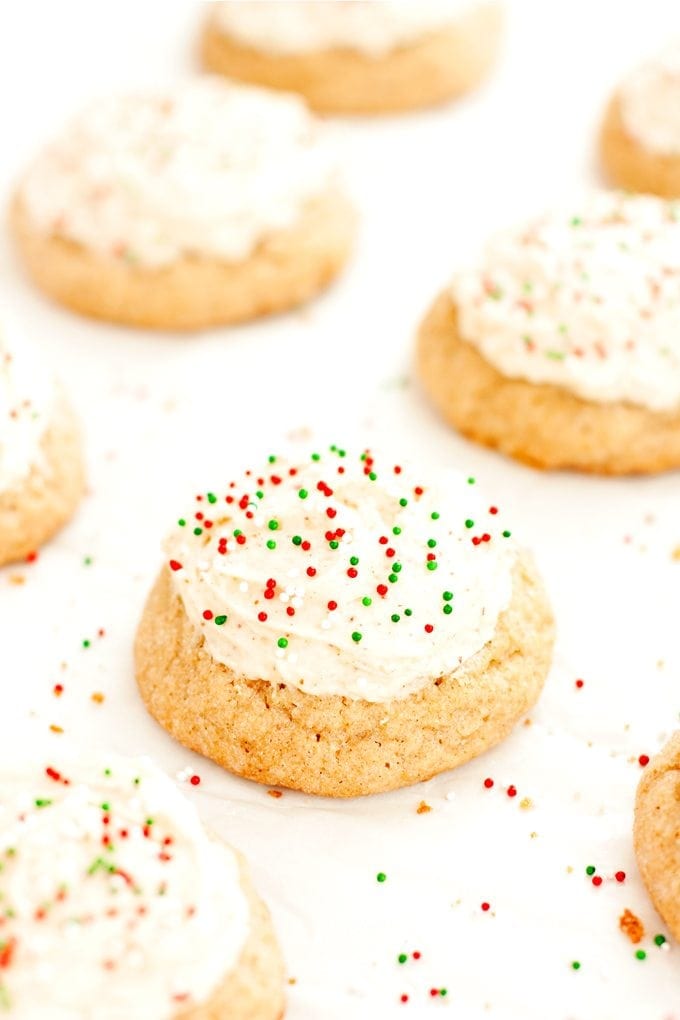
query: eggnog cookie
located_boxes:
[136,447,553,798]
[0,321,84,566]
[0,751,284,1018]
[417,193,680,474]
[12,78,354,330]
[201,1,502,115]
[634,732,680,942]
[601,44,680,197]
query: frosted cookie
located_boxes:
[12,78,354,330]
[634,732,680,942]
[0,318,84,566]
[417,192,680,475]
[0,751,284,1018]
[201,1,502,115]
[135,446,553,798]
[601,43,680,197]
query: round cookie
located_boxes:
[135,447,554,798]
[0,322,84,566]
[634,732,680,942]
[601,44,680,197]
[200,1,502,115]
[0,751,284,1018]
[417,192,680,475]
[12,78,355,331]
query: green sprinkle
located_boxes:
[442,591,453,601]
[392,563,402,573]
[392,526,402,536]
[502,530,512,538]
[585,866,596,876]
[465,519,474,529]
[298,489,308,500]
[101,802,110,812]
[443,604,453,615]
[440,989,448,997]
[391,614,400,623]
[207,492,217,504]
[654,934,667,946]
[256,490,264,500]
[376,872,386,883]
[133,777,140,786]
[570,216,582,227]
[329,541,339,549]
[268,455,276,463]
[431,512,440,520]
[233,529,242,537]
[292,535,302,546]
[277,637,288,649]
[546,350,566,361]
[214,615,227,626]
[399,498,408,507]
[467,477,475,485]
[266,540,276,550]
[193,527,203,536]
[34,799,52,808]
[427,539,437,548]
[350,556,359,566]
[388,574,398,583]
[268,519,279,531]
[369,472,377,481]
[83,556,93,566]
[311,453,320,462]
[426,561,438,571]
[362,597,372,607]
[178,519,186,527]
[404,608,413,617]
[103,768,111,776]
[398,953,408,964]
[635,950,646,961]
[351,632,362,643]
[571,961,581,971]
[82,640,90,649]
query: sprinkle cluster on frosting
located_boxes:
[165,447,516,702]
[0,318,53,494]
[620,42,680,155]
[452,192,680,411]
[214,0,482,58]
[19,77,336,268]
[0,754,248,1019]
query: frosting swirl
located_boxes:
[620,42,680,156]
[0,753,249,1019]
[0,317,54,494]
[213,0,483,57]
[164,447,516,703]
[452,192,680,412]
[19,77,336,268]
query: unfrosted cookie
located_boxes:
[0,750,284,1018]
[601,43,680,197]
[135,446,553,798]
[0,319,84,566]
[201,1,502,115]
[634,732,680,942]
[12,78,355,330]
[417,192,680,475]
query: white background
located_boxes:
[2,2,680,1017]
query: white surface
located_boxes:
[1,2,680,1018]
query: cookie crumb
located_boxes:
[8,573,25,585]
[619,908,645,944]
[49,724,63,734]
[90,692,105,704]
[416,800,431,814]
[267,789,283,799]
[671,545,680,561]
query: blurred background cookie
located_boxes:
[201,0,503,114]
[417,192,680,474]
[635,732,680,943]
[12,77,355,330]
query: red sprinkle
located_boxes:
[481,902,490,912]
[615,871,626,883]
[507,785,517,798]
[169,560,182,572]
[639,755,650,767]
[189,775,201,786]
[592,876,603,887]
[483,778,494,789]
[575,679,584,689]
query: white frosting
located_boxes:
[214,0,481,57]
[620,42,680,155]
[165,447,517,703]
[0,318,54,494]
[452,192,680,412]
[0,753,249,1019]
[19,77,336,268]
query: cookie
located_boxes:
[0,322,84,566]
[417,193,680,475]
[12,78,355,330]
[601,44,680,197]
[0,751,285,1018]
[201,1,502,115]
[135,446,553,798]
[634,732,680,942]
